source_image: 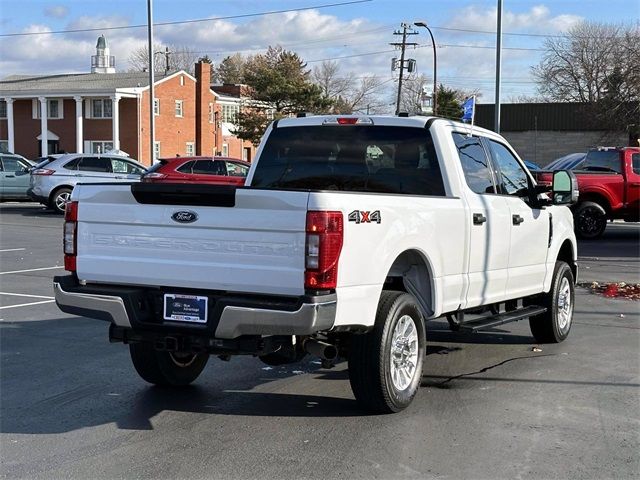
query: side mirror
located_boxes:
[552,170,578,205]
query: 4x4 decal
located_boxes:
[348,210,381,224]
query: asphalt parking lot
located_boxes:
[1,202,638,480]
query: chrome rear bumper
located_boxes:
[54,277,336,339]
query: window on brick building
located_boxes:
[153,98,160,115]
[0,100,6,118]
[175,100,183,117]
[208,103,214,123]
[154,142,161,161]
[186,142,195,156]
[222,143,229,157]
[33,99,63,119]
[222,104,239,123]
[91,99,113,118]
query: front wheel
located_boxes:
[348,291,426,414]
[574,201,607,239]
[528,261,574,343]
[129,343,209,386]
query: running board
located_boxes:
[458,306,547,333]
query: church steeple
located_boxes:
[91,35,116,74]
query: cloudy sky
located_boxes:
[0,0,637,105]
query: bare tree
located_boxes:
[312,60,353,99]
[127,44,199,75]
[532,21,639,133]
[312,60,387,114]
[397,74,430,114]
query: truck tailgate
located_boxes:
[74,184,309,296]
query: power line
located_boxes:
[0,0,372,38]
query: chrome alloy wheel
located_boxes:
[390,314,419,391]
[557,277,573,333]
[55,191,71,212]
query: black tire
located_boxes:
[348,291,426,414]
[574,201,607,239]
[528,261,574,343]
[129,343,209,386]
[50,187,73,214]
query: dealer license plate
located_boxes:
[163,294,208,324]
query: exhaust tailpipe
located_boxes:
[303,339,338,361]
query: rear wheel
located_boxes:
[50,187,72,214]
[129,343,209,386]
[348,291,425,414]
[529,261,574,343]
[574,201,607,239]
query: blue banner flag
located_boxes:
[461,96,475,122]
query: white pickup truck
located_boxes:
[54,115,578,413]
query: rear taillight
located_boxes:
[31,168,54,175]
[141,172,167,181]
[305,211,343,290]
[63,201,78,272]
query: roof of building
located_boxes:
[0,71,175,96]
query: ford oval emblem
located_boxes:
[172,210,198,223]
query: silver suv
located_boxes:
[29,153,146,213]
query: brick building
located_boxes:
[211,83,259,162]
[0,35,240,165]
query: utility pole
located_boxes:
[494,0,503,133]
[391,23,418,115]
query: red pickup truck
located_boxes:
[535,147,640,238]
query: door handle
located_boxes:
[512,214,524,225]
[6,174,15,178]
[473,213,487,225]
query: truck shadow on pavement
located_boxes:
[0,316,577,434]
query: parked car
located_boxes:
[523,160,540,170]
[29,153,147,213]
[54,114,578,414]
[142,156,250,185]
[534,147,640,238]
[0,153,35,201]
[544,153,586,171]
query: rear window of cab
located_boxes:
[251,125,446,196]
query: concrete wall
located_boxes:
[501,130,629,167]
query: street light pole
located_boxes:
[147,0,156,164]
[414,21,437,116]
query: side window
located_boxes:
[631,153,639,175]
[111,159,129,173]
[1,157,26,172]
[226,162,248,177]
[452,133,495,194]
[126,162,144,175]
[63,158,80,170]
[176,161,195,173]
[581,150,621,173]
[192,160,222,175]
[78,157,111,173]
[487,140,530,196]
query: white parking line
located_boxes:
[0,248,26,253]
[0,266,63,275]
[0,300,55,310]
[0,292,55,300]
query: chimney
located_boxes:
[195,62,214,156]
